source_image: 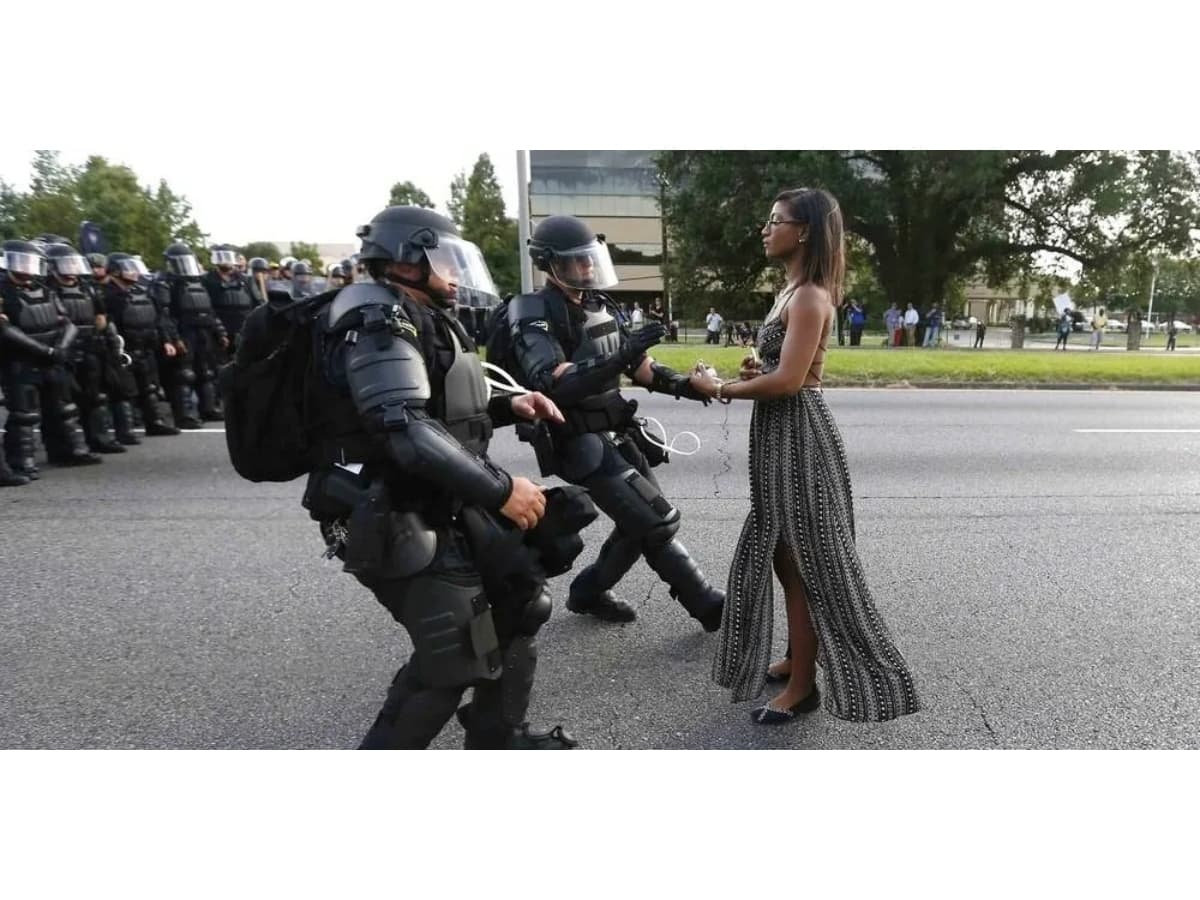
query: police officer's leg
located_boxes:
[1,376,32,486]
[136,351,180,435]
[628,450,725,631]
[461,572,577,749]
[107,356,141,445]
[77,351,124,454]
[575,438,723,630]
[558,435,641,622]
[168,341,202,429]
[567,526,642,621]
[195,331,223,421]
[356,532,502,750]
[3,371,41,479]
[40,367,101,466]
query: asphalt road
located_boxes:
[2,389,1198,749]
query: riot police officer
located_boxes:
[289,261,316,298]
[1,239,101,474]
[294,206,579,749]
[152,242,228,425]
[104,253,181,437]
[506,215,724,629]
[45,243,126,454]
[246,257,271,305]
[203,244,259,353]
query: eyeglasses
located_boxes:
[763,216,803,228]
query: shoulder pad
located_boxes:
[508,292,549,322]
[327,281,403,327]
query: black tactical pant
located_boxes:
[562,431,721,622]
[354,525,547,750]
[2,360,92,471]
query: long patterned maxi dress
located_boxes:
[712,315,921,721]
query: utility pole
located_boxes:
[516,150,533,294]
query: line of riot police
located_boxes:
[0,237,349,487]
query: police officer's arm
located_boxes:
[631,354,711,403]
[345,305,513,510]
[510,310,658,406]
[150,283,181,343]
[0,313,67,364]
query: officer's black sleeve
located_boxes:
[510,317,629,406]
[343,304,512,510]
[486,394,520,428]
[0,316,58,363]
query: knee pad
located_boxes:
[178,367,196,386]
[399,575,502,688]
[9,409,40,427]
[587,466,680,543]
[642,512,681,549]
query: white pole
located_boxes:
[517,150,533,294]
[1147,258,1158,328]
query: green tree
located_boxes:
[657,151,1200,313]
[290,241,324,270]
[388,180,435,209]
[446,154,519,296]
[238,242,283,262]
[0,152,207,266]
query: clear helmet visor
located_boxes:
[169,254,203,277]
[211,250,239,267]
[548,240,618,290]
[4,251,48,278]
[114,258,150,280]
[423,236,497,296]
[52,254,91,277]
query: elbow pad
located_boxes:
[384,418,512,510]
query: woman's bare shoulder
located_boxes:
[781,283,833,326]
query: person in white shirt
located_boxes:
[903,303,919,347]
[1089,308,1108,350]
[705,307,724,345]
[630,303,644,329]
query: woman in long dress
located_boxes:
[691,188,921,725]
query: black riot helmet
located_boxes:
[35,233,72,246]
[2,239,49,282]
[248,257,270,274]
[44,243,92,286]
[106,252,151,285]
[528,215,618,290]
[210,243,239,271]
[356,205,497,306]
[163,242,203,279]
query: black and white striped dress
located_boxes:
[712,316,921,721]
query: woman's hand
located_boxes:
[739,355,763,381]
[688,369,723,400]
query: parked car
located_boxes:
[1107,318,1127,333]
[1171,320,1194,334]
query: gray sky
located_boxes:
[0,144,521,248]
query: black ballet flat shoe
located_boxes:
[764,668,790,684]
[750,686,821,725]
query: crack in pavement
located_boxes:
[955,679,1000,747]
[712,403,733,498]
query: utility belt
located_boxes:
[553,391,638,440]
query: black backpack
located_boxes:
[218,291,331,483]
